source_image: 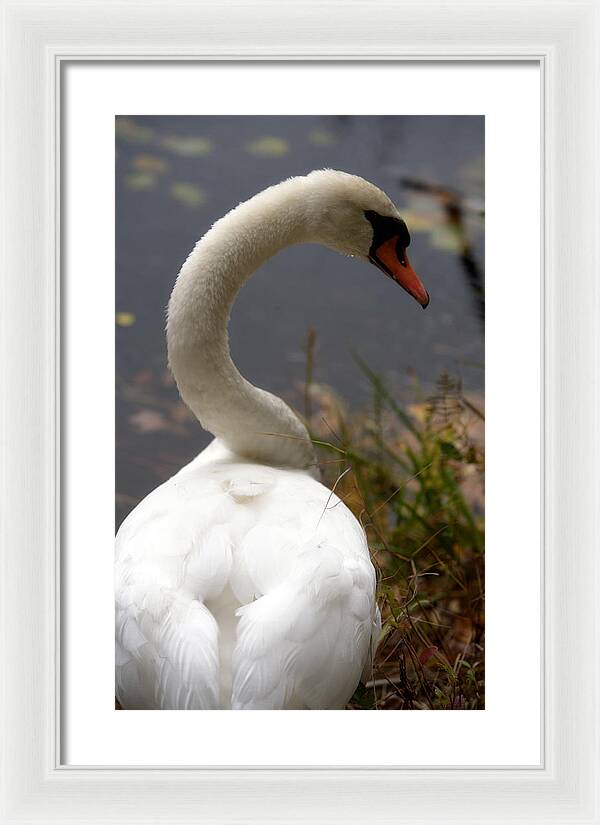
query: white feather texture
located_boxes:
[115,170,396,709]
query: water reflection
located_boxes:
[116,115,484,527]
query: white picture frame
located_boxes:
[1,1,598,822]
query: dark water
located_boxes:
[116,115,484,526]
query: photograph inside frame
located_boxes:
[114,115,485,711]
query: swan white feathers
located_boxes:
[116,169,429,710]
[116,442,380,709]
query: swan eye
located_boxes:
[396,237,407,267]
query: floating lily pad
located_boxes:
[245,136,289,157]
[170,182,206,207]
[160,136,212,157]
[115,117,153,144]
[132,154,168,174]
[125,172,156,191]
[116,312,136,327]
[308,130,337,146]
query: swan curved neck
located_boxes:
[167,176,316,470]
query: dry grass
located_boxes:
[303,339,485,710]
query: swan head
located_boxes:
[305,169,430,308]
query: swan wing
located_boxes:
[115,479,236,710]
[116,590,220,709]
[116,454,379,710]
[231,525,377,710]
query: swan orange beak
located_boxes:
[369,236,430,308]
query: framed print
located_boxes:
[1,1,599,823]
[63,62,540,767]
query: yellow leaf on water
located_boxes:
[170,182,206,207]
[132,154,168,174]
[115,117,153,144]
[245,136,289,157]
[308,130,337,146]
[160,136,212,157]
[116,312,136,327]
[125,172,156,191]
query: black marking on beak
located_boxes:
[364,210,411,257]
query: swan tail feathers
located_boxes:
[231,537,376,710]
[116,588,220,710]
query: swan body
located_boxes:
[116,440,379,709]
[116,170,428,709]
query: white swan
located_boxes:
[115,169,429,710]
